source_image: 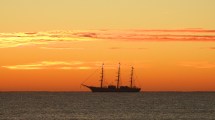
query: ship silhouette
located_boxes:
[82,63,141,92]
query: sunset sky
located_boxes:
[0,0,215,91]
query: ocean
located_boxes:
[0,92,215,120]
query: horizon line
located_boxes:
[1,91,215,93]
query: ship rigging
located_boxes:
[82,63,141,92]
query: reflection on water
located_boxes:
[0,92,215,120]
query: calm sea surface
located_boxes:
[0,92,215,120]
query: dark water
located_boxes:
[0,92,215,120]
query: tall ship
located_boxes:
[82,63,141,92]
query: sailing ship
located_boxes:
[82,63,141,92]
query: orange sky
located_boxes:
[0,30,215,91]
[0,0,215,91]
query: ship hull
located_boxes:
[86,86,141,92]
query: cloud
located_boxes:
[0,31,97,48]
[2,61,149,70]
[40,47,84,50]
[131,29,215,33]
[179,61,215,68]
[1,29,215,48]
[97,29,215,42]
[1,61,92,70]
[73,32,97,38]
[109,47,121,50]
[25,32,38,35]
[209,47,215,50]
[109,47,147,50]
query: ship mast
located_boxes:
[100,63,104,88]
[116,63,121,89]
[130,66,134,88]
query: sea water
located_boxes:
[0,92,215,120]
